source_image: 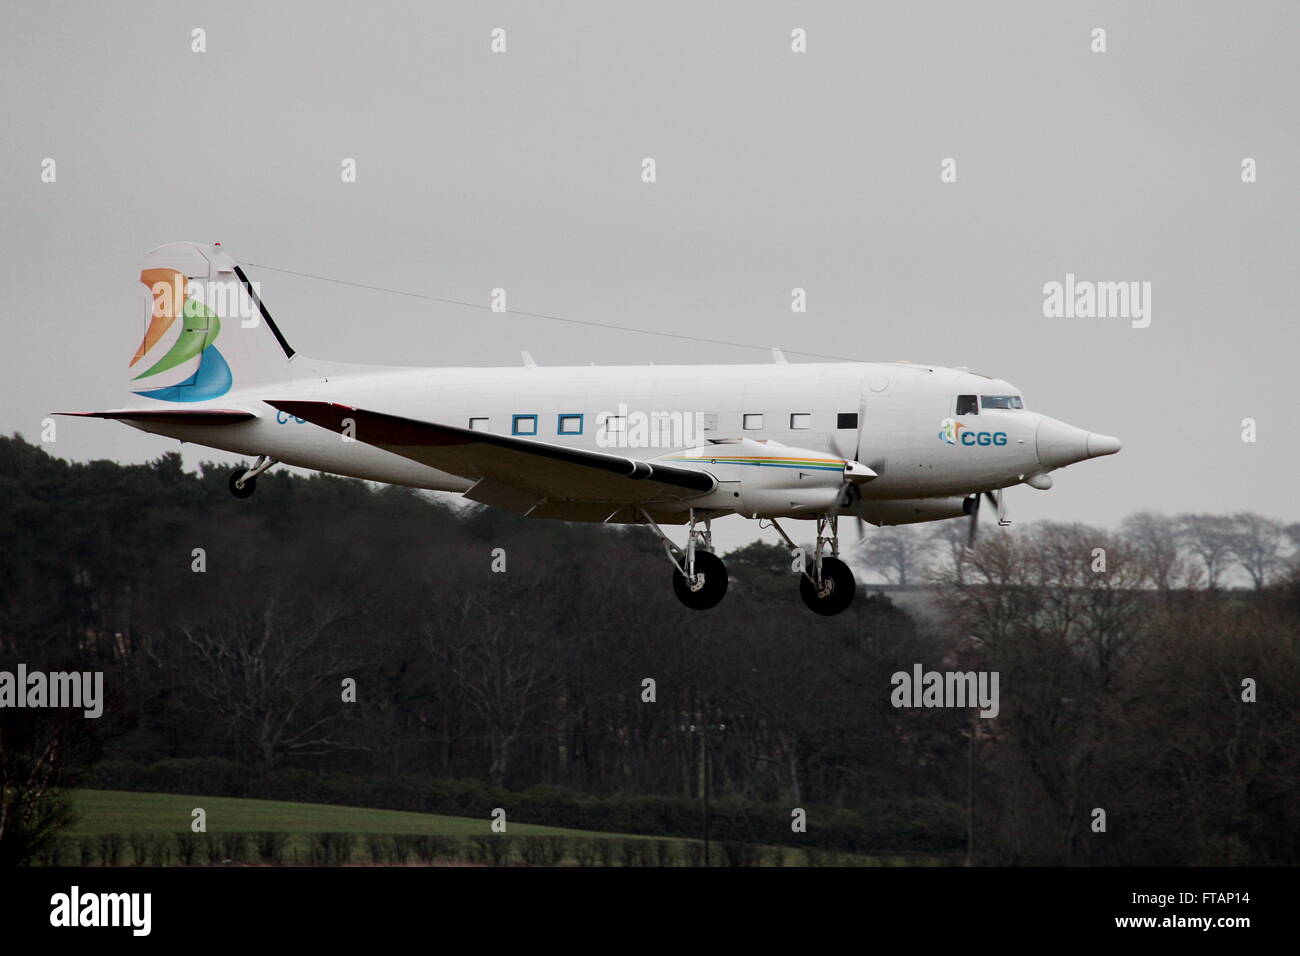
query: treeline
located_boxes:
[859,509,1300,589]
[2,434,1298,865]
[929,524,1300,865]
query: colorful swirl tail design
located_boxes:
[131,268,232,402]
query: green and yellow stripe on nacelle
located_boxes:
[663,454,847,472]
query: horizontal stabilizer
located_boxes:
[55,409,256,425]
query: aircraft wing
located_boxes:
[267,400,716,514]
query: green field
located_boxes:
[67,789,648,841]
[56,790,939,866]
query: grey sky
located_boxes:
[3,1,1298,560]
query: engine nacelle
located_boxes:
[656,438,854,518]
[859,496,970,526]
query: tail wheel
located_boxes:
[800,556,855,616]
[228,471,256,499]
[672,551,728,610]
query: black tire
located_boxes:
[799,556,856,616]
[672,550,728,610]
[228,470,256,499]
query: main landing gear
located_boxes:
[642,508,729,610]
[641,507,856,616]
[228,456,278,499]
[769,514,857,616]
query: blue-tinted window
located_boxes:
[512,414,538,436]
[558,413,583,435]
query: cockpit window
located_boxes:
[981,395,1024,410]
[956,395,979,415]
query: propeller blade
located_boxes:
[831,403,871,528]
[830,480,852,518]
[966,493,980,548]
[966,490,1006,547]
[853,400,866,463]
[830,400,868,465]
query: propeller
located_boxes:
[965,489,1008,547]
[829,401,872,540]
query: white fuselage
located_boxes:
[128,357,1112,525]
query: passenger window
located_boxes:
[743,413,763,430]
[837,412,858,429]
[557,414,583,435]
[468,417,489,430]
[512,414,538,436]
[956,395,979,416]
[790,413,811,429]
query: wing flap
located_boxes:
[464,479,547,514]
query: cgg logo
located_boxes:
[938,418,1007,447]
[275,410,307,424]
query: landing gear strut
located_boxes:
[641,508,728,610]
[228,456,277,499]
[769,513,857,616]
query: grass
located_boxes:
[60,789,694,865]
[67,789,651,840]
[58,790,945,865]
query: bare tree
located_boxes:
[1120,512,1188,591]
[1227,513,1287,590]
[426,592,561,788]
[857,525,936,586]
[935,523,1150,669]
[928,518,973,584]
[179,590,360,772]
[1288,523,1300,575]
[1177,513,1237,589]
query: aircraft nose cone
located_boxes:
[1037,419,1123,467]
[1087,433,1122,458]
[1036,417,1092,468]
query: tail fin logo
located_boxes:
[131,269,232,402]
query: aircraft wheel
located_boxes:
[800,556,855,616]
[672,551,728,610]
[228,471,256,499]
